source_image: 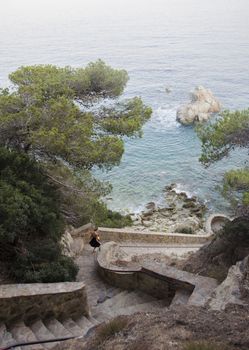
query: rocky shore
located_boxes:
[129,183,207,234]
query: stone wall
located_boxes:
[97,242,218,307]
[98,227,211,244]
[0,282,89,325]
[72,224,212,247]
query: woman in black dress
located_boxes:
[89,227,101,253]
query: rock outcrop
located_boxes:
[208,255,249,310]
[182,217,249,283]
[176,86,221,125]
[60,228,75,257]
[129,183,207,234]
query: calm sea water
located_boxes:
[1,0,249,214]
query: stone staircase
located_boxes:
[0,247,169,350]
[0,315,94,350]
[76,247,168,320]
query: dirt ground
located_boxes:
[55,304,249,350]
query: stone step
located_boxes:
[92,311,113,324]
[10,321,44,350]
[44,319,73,339]
[95,287,121,304]
[110,300,166,317]
[93,290,157,316]
[73,316,95,336]
[87,316,100,326]
[29,320,57,349]
[106,287,122,298]
[61,318,83,337]
[112,291,157,309]
[0,323,21,350]
[170,289,191,307]
[95,290,129,309]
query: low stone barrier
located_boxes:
[72,224,212,247]
[98,227,212,244]
[0,282,89,325]
[97,242,218,307]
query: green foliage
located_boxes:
[0,61,151,282]
[197,108,249,215]
[13,254,78,283]
[0,148,63,243]
[197,109,249,167]
[8,60,128,101]
[1,61,151,170]
[0,60,151,221]
[83,60,128,98]
[43,163,131,227]
[175,227,194,235]
[222,217,249,242]
[96,209,132,228]
[99,97,152,137]
[0,148,78,283]
[223,168,249,206]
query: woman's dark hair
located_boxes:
[94,226,98,231]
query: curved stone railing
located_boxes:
[205,213,232,235]
[0,282,89,325]
[97,242,218,307]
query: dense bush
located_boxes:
[222,216,249,243]
[95,209,132,228]
[0,148,78,282]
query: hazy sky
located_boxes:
[1,0,248,43]
[2,0,248,20]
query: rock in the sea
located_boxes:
[146,201,157,211]
[142,201,157,217]
[176,86,221,125]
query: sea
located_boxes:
[0,0,249,214]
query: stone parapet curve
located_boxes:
[97,242,218,307]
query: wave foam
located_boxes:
[152,105,179,130]
[173,183,195,198]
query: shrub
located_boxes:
[222,217,249,242]
[10,239,79,283]
[0,148,77,283]
[183,341,230,350]
[98,209,132,228]
[204,264,228,284]
[95,317,128,344]
[12,256,78,283]
[174,227,194,235]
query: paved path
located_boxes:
[120,243,203,257]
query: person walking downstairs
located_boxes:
[89,227,101,253]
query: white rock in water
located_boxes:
[176,86,221,125]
